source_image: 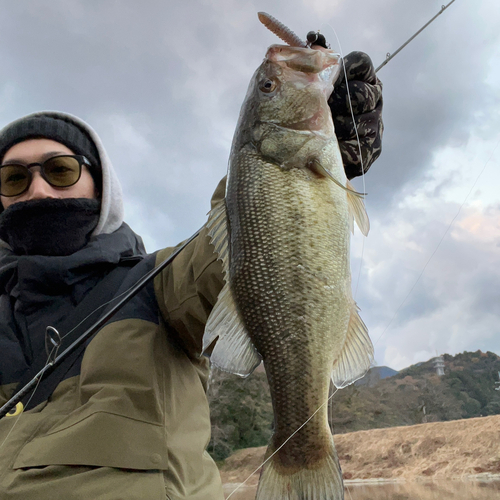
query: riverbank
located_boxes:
[220,414,500,492]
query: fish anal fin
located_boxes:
[346,179,369,236]
[331,302,373,389]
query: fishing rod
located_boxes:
[375,0,457,72]
[0,228,202,420]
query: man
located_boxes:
[0,51,382,499]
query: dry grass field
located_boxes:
[220,414,500,498]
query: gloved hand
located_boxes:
[328,51,383,179]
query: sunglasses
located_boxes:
[0,155,91,197]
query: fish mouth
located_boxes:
[266,44,341,86]
[287,107,332,131]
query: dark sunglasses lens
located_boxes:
[44,156,81,187]
[0,165,30,197]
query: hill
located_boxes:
[332,350,500,433]
[208,350,500,461]
[354,365,399,386]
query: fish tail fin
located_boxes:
[256,442,344,500]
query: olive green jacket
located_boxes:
[0,180,226,500]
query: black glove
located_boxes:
[328,51,383,179]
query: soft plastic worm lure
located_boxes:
[258,12,307,48]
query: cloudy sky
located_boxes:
[0,0,499,371]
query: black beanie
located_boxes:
[0,114,102,193]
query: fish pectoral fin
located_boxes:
[346,179,370,236]
[331,302,374,388]
[307,159,370,236]
[204,201,262,376]
[203,283,262,377]
[308,158,366,197]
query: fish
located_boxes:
[204,43,373,500]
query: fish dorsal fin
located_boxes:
[204,201,262,376]
[346,179,370,236]
[330,302,374,388]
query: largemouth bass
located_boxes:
[204,44,373,500]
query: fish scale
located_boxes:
[204,44,373,499]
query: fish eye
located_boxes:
[259,78,278,93]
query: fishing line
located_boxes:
[345,482,355,500]
[320,0,472,350]
[323,28,370,490]
[323,0,459,295]
[226,381,344,499]
[321,22,368,300]
[373,135,500,349]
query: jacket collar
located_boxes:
[0,223,146,297]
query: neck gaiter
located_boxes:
[0,198,101,256]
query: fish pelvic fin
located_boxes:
[204,283,262,376]
[204,201,262,376]
[331,302,374,389]
[346,179,370,236]
[256,440,344,500]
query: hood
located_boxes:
[0,110,124,238]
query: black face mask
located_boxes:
[0,198,101,256]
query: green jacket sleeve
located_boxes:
[154,177,226,357]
